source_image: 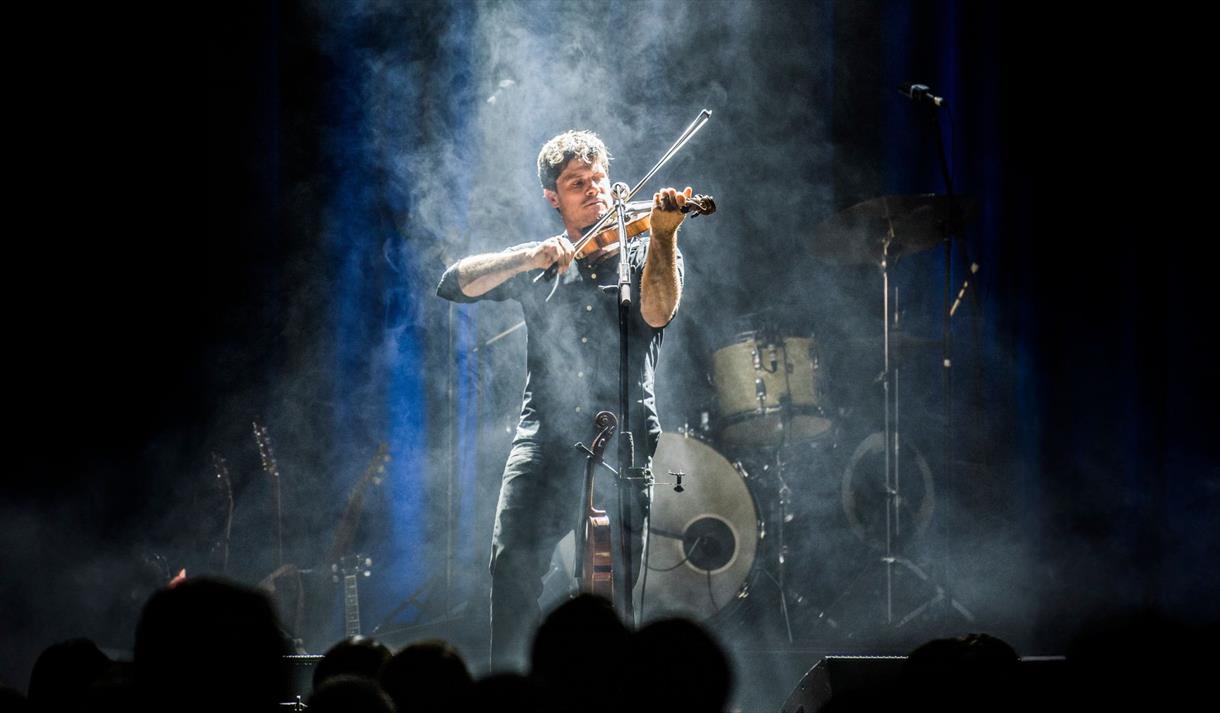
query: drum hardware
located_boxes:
[840,431,935,550]
[809,190,975,632]
[811,553,974,636]
[764,405,825,644]
[772,444,797,642]
[805,194,973,267]
[813,198,923,626]
[678,410,713,440]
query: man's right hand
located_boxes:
[528,236,576,274]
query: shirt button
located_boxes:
[591,273,597,279]
[585,304,593,311]
[581,337,588,343]
[577,371,584,378]
[575,406,583,413]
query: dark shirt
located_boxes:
[437,235,683,459]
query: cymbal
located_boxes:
[809,194,973,266]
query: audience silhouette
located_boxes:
[312,635,392,689]
[379,639,473,713]
[27,637,111,712]
[20,575,1216,713]
[134,577,290,711]
[307,674,395,713]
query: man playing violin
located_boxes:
[436,129,691,667]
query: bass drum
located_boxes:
[637,432,761,623]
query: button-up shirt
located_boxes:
[437,236,683,459]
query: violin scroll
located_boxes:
[678,194,715,217]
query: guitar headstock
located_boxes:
[252,421,281,480]
[210,451,234,504]
[333,553,374,582]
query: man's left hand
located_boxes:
[649,186,692,240]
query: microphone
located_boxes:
[899,83,945,108]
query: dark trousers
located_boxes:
[489,438,649,669]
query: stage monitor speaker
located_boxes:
[780,654,1067,713]
[282,654,323,701]
[780,656,905,713]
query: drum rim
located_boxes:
[718,405,833,446]
[714,330,816,350]
[717,403,830,425]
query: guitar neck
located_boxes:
[343,574,361,638]
[252,422,285,568]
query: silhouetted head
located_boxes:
[313,635,392,690]
[27,637,111,712]
[530,594,629,694]
[902,633,1020,712]
[629,617,733,713]
[307,674,395,713]
[465,672,553,713]
[379,639,472,713]
[134,577,290,711]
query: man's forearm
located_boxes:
[456,248,533,297]
[641,231,681,328]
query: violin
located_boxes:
[536,194,717,283]
[572,195,717,265]
[574,411,617,600]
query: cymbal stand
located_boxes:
[875,211,974,630]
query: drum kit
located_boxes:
[639,194,976,643]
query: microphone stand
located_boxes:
[907,86,972,534]
[604,109,712,625]
[898,83,972,492]
[611,180,638,622]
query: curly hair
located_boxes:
[536,130,612,190]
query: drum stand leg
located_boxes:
[771,404,807,644]
[775,449,794,643]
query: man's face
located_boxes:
[544,158,611,234]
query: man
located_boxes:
[436,130,690,666]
